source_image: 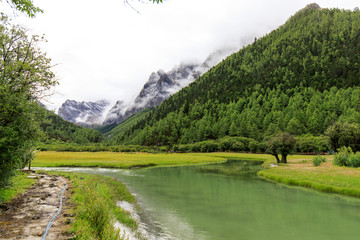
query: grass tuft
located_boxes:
[51,172,137,239]
[312,155,326,166]
[0,172,37,203]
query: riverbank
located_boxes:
[53,171,140,239]
[0,172,72,239]
[0,171,141,239]
[258,157,360,198]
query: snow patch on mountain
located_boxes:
[58,99,111,126]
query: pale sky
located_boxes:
[2,0,359,110]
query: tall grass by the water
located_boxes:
[258,162,360,198]
[0,172,36,203]
[54,172,137,239]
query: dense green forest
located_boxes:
[101,6,360,152]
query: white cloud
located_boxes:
[4,0,359,110]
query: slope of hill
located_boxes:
[40,110,103,144]
[103,48,236,125]
[58,99,110,127]
[107,5,360,149]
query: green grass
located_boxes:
[0,172,37,203]
[258,160,360,198]
[52,171,137,239]
[33,151,230,168]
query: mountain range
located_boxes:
[58,47,238,126]
[58,100,110,127]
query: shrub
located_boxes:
[231,142,245,152]
[332,146,360,168]
[249,140,259,153]
[312,155,326,167]
[199,141,219,152]
[296,135,330,153]
[334,152,349,167]
[348,152,360,168]
[333,147,352,167]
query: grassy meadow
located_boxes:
[33,151,235,168]
[258,158,360,198]
[33,151,319,168]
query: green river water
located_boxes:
[43,160,360,240]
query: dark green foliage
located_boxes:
[173,136,260,153]
[107,7,360,150]
[111,86,359,150]
[295,135,330,153]
[37,141,165,153]
[325,122,360,152]
[96,123,117,134]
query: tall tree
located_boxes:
[0,14,56,188]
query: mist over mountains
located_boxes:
[58,47,238,127]
[58,100,111,127]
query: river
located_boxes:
[38,160,360,240]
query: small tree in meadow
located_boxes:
[266,132,296,163]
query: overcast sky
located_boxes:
[3,0,359,110]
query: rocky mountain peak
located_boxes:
[103,48,236,126]
[58,99,110,127]
[58,47,238,127]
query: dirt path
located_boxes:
[0,173,73,240]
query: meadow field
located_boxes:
[33,151,319,168]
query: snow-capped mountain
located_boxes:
[57,47,238,127]
[103,48,236,125]
[58,99,111,127]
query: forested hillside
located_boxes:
[106,5,360,152]
[40,110,103,144]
